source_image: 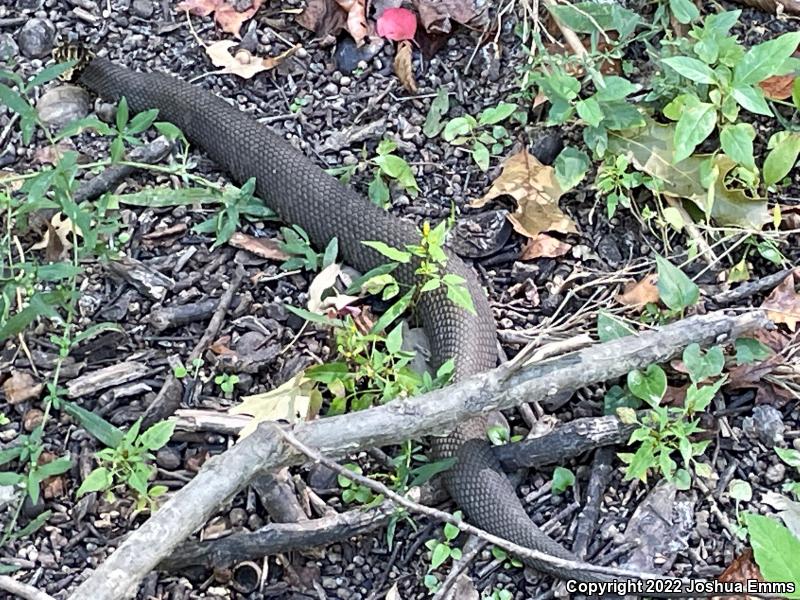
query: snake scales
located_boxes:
[78,57,604,582]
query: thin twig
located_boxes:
[0,576,57,600]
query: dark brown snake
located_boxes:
[78,57,608,582]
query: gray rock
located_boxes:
[17,18,55,59]
[37,85,90,129]
[742,404,785,446]
[17,0,43,9]
[131,0,153,18]
[155,446,181,470]
[0,34,18,62]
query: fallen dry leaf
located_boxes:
[761,271,800,331]
[544,38,620,76]
[377,7,417,40]
[336,0,368,46]
[471,149,577,239]
[205,41,298,79]
[393,40,418,92]
[618,273,660,307]
[228,232,290,261]
[30,212,81,260]
[177,0,263,36]
[521,233,571,260]
[412,0,489,33]
[209,335,237,356]
[307,263,360,314]
[231,372,319,437]
[296,0,347,37]
[759,74,796,100]
[4,370,43,405]
[713,549,763,600]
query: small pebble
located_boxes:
[765,463,785,484]
[17,17,55,59]
[130,0,154,16]
[155,446,181,470]
[0,33,18,62]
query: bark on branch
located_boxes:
[67,310,768,600]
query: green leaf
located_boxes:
[430,542,451,569]
[443,116,476,141]
[385,324,404,355]
[443,519,460,541]
[10,510,52,541]
[0,446,22,467]
[655,255,699,311]
[0,472,24,486]
[125,108,159,135]
[734,32,800,85]
[77,467,112,497]
[728,478,753,502]
[546,2,640,36]
[368,173,390,207]
[62,401,124,447]
[552,466,575,493]
[575,97,604,128]
[375,154,412,180]
[362,241,411,263]
[371,288,414,334]
[682,344,724,383]
[720,123,756,169]
[734,338,773,364]
[627,365,667,407]
[409,457,457,487]
[745,513,800,596]
[154,121,184,140]
[115,97,130,131]
[28,60,78,89]
[593,76,640,102]
[471,141,490,171]
[673,102,716,162]
[138,420,176,451]
[0,83,35,119]
[554,146,590,191]
[763,133,800,187]
[597,311,634,342]
[669,0,699,24]
[445,281,476,315]
[37,262,82,281]
[662,57,717,84]
[775,447,800,469]
[322,238,338,268]
[731,85,772,116]
[424,87,450,137]
[478,102,517,125]
[36,456,71,478]
[284,304,344,327]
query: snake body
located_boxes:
[79,58,592,580]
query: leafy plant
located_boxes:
[77,418,175,511]
[442,103,518,171]
[616,342,726,488]
[743,513,800,597]
[490,546,523,570]
[552,466,576,494]
[337,463,379,505]
[595,154,648,218]
[214,373,240,394]
[776,447,800,498]
[367,139,419,208]
[423,511,464,592]
[279,225,338,272]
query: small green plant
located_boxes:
[77,418,175,511]
[552,466,576,494]
[742,513,800,595]
[172,357,204,379]
[442,103,518,171]
[776,447,800,498]
[366,138,419,208]
[423,512,464,592]
[595,154,647,219]
[289,95,310,113]
[490,546,523,570]
[616,342,725,488]
[359,220,477,333]
[656,14,799,182]
[279,225,338,272]
[302,317,454,415]
[214,373,240,394]
[337,463,378,505]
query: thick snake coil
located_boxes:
[79,58,602,582]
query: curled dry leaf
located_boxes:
[471,149,577,239]
[393,40,418,92]
[231,372,319,438]
[296,0,347,36]
[521,233,572,260]
[30,212,81,261]
[412,0,490,33]
[205,41,299,79]
[760,270,800,331]
[377,7,417,40]
[176,0,263,36]
[617,273,660,307]
[308,263,360,314]
[725,0,800,16]
[228,232,290,261]
[713,549,763,600]
[759,74,796,100]
[336,0,369,46]
[3,370,43,405]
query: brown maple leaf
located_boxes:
[761,270,800,331]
